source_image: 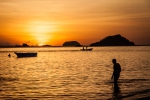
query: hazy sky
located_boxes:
[0,0,150,46]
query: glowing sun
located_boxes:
[28,20,55,45]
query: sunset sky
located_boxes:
[0,0,150,46]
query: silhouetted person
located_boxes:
[86,46,87,50]
[111,59,121,84]
[83,46,85,50]
[8,53,11,57]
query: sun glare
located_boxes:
[32,22,51,34]
[39,44,44,46]
[27,20,55,45]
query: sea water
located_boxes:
[0,46,150,100]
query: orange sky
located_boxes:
[0,0,150,46]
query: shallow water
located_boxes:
[0,46,150,100]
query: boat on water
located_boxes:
[80,46,93,51]
[15,52,37,57]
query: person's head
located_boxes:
[112,59,116,64]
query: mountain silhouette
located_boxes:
[62,41,81,46]
[90,34,135,46]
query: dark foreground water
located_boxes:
[0,46,150,100]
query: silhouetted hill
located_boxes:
[15,43,29,47]
[62,41,81,46]
[90,34,135,46]
[22,43,29,47]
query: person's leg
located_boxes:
[114,75,118,89]
[114,74,119,83]
[114,74,117,83]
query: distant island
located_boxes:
[62,41,81,47]
[15,43,29,47]
[90,34,135,46]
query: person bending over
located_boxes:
[111,59,121,83]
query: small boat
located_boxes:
[15,52,37,57]
[80,46,93,51]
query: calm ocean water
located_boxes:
[0,46,150,100]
